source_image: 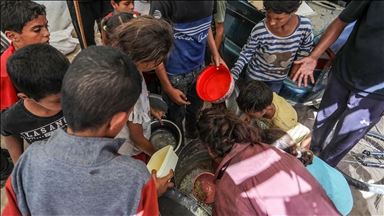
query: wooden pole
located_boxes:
[73,0,87,48]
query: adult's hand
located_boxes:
[152,169,174,197]
[165,87,191,105]
[291,56,317,87]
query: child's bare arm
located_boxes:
[207,28,227,69]
[127,121,157,156]
[4,135,24,164]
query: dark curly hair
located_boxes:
[196,107,264,158]
[263,0,302,14]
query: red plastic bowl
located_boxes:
[196,65,234,103]
[192,172,216,204]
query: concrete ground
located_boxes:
[1,1,383,215]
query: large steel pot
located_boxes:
[159,187,211,216]
[174,139,214,195]
[150,120,182,152]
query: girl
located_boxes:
[196,107,339,215]
[101,0,139,45]
[263,128,353,216]
[111,16,173,162]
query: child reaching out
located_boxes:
[101,0,139,45]
[3,46,174,215]
[230,0,313,94]
[110,16,174,160]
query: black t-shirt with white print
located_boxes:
[1,100,66,144]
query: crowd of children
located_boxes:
[2,0,382,215]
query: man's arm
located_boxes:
[4,135,24,164]
[292,17,349,87]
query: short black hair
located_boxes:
[61,46,141,132]
[236,80,273,113]
[1,1,47,33]
[6,43,69,101]
[263,0,302,14]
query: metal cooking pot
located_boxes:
[150,119,182,152]
[225,85,241,116]
[174,139,213,191]
[159,187,211,216]
[149,93,168,113]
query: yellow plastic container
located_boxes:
[147,145,178,178]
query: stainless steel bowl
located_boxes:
[150,119,182,152]
[225,85,241,116]
[149,93,168,113]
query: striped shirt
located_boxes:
[231,15,313,81]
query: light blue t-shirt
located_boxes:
[307,156,353,216]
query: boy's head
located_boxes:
[263,0,302,29]
[6,43,69,111]
[1,1,49,50]
[61,46,141,135]
[115,15,174,72]
[104,12,136,43]
[236,80,273,119]
[111,0,134,13]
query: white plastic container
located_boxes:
[147,145,178,178]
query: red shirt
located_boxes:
[1,43,19,110]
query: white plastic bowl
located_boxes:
[147,145,178,178]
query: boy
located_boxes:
[150,0,226,139]
[1,1,50,110]
[231,0,313,94]
[3,46,174,215]
[1,44,69,164]
[237,80,310,147]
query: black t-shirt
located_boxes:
[333,0,384,100]
[149,0,214,23]
[1,100,67,144]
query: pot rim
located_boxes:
[150,119,182,152]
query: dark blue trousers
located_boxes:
[310,72,384,167]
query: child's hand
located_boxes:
[166,87,191,105]
[150,107,165,125]
[152,169,174,197]
[211,55,228,70]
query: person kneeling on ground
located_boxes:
[196,107,339,215]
